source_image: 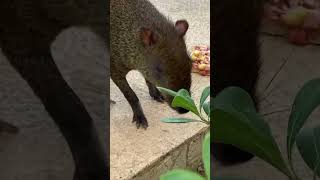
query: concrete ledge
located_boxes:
[131,127,208,180]
[110,72,210,180]
[213,34,320,180]
[110,1,209,179]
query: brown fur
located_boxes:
[111,0,192,128]
[212,0,263,165]
[0,0,109,179]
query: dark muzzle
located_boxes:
[175,107,189,114]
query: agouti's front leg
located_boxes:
[111,74,148,129]
[4,49,108,180]
[145,80,164,102]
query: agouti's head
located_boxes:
[139,20,192,114]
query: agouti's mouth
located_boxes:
[175,107,189,114]
[164,96,190,114]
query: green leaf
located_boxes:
[212,87,271,135]
[296,126,320,177]
[179,88,192,97]
[203,101,210,117]
[202,132,210,178]
[287,78,320,162]
[161,117,199,123]
[158,87,178,97]
[212,108,290,176]
[211,87,291,177]
[158,87,199,116]
[200,86,210,112]
[171,89,200,116]
[212,87,256,113]
[160,169,204,180]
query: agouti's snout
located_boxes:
[166,95,190,114]
[175,107,189,114]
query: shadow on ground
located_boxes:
[0,28,108,180]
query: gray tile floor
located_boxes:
[213,35,320,179]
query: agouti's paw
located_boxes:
[132,114,148,129]
[110,99,116,104]
[149,89,165,102]
[0,120,19,134]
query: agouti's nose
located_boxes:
[176,107,189,114]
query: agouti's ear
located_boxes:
[175,20,189,37]
[140,27,158,47]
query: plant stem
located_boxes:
[198,113,210,125]
[288,158,301,180]
[191,119,209,124]
[199,118,210,125]
[313,159,320,180]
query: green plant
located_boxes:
[212,78,320,180]
[157,86,245,180]
[157,86,210,180]
[158,86,210,125]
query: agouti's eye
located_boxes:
[156,66,163,73]
[153,64,165,80]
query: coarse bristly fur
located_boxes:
[111,0,192,129]
[212,0,263,165]
[0,0,109,179]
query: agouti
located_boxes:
[0,0,109,179]
[212,0,263,165]
[110,0,192,129]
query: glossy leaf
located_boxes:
[160,169,204,180]
[202,132,210,178]
[287,78,320,162]
[203,101,210,117]
[158,87,178,97]
[161,117,199,123]
[212,87,271,135]
[158,87,199,116]
[211,87,291,177]
[200,86,210,112]
[296,126,320,177]
[171,89,200,116]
